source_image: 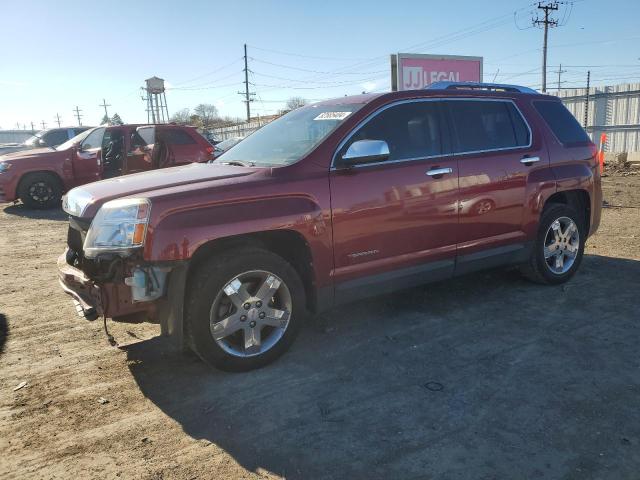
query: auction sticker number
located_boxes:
[314,112,351,121]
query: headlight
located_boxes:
[83,198,151,258]
[0,162,11,173]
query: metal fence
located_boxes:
[557,82,640,153]
[210,117,279,141]
[0,130,36,144]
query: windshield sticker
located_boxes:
[314,111,352,121]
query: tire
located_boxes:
[520,203,585,285]
[185,247,306,372]
[18,173,62,209]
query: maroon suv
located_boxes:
[0,124,214,208]
[57,82,602,371]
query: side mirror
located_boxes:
[37,138,47,147]
[339,139,390,166]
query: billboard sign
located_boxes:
[391,53,483,91]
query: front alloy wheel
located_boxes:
[186,248,305,371]
[210,271,292,357]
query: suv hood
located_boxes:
[63,162,255,218]
[0,146,57,161]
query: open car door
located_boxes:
[151,125,177,168]
[72,127,104,187]
[125,126,155,174]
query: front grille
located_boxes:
[67,225,84,253]
[66,215,91,260]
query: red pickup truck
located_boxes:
[57,83,602,371]
[0,124,214,208]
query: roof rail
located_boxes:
[426,81,538,94]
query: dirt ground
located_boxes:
[1,174,639,480]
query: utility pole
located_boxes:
[73,106,83,126]
[41,120,47,129]
[238,44,255,122]
[533,1,559,93]
[54,113,62,127]
[583,70,590,128]
[555,64,566,94]
[30,121,35,131]
[99,98,111,120]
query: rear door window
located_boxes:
[343,101,444,162]
[447,100,530,153]
[136,127,155,146]
[164,129,196,145]
[533,100,591,146]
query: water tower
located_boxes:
[143,76,170,124]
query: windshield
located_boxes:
[23,131,45,146]
[215,137,243,152]
[56,128,96,151]
[216,103,364,166]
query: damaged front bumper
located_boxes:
[57,252,102,320]
[57,248,188,350]
[57,249,162,323]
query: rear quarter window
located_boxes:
[533,100,591,146]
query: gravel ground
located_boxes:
[1,174,639,479]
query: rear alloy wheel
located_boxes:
[521,204,585,284]
[543,216,580,275]
[18,173,62,209]
[186,248,305,371]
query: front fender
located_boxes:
[144,194,334,287]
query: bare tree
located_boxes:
[285,97,307,111]
[194,103,219,129]
[170,108,191,125]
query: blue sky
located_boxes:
[1,0,639,129]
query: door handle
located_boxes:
[426,167,453,176]
[520,156,540,164]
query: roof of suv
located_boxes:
[316,84,557,108]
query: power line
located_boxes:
[555,64,567,93]
[238,44,256,122]
[533,1,560,93]
[73,106,83,126]
[584,70,590,127]
[173,58,243,86]
[251,70,388,85]
[99,98,111,119]
[246,45,368,62]
[169,81,244,92]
